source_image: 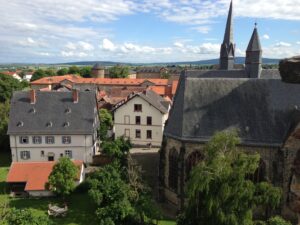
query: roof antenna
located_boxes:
[254,19,258,28]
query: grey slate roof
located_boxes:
[185,69,280,79]
[113,90,169,114]
[164,71,300,146]
[92,63,104,70]
[8,91,98,135]
[247,27,262,52]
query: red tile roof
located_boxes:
[1,71,17,76]
[31,75,169,86]
[6,161,83,191]
[172,80,179,95]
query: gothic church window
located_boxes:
[168,149,178,191]
[185,151,204,181]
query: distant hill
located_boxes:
[60,57,280,67]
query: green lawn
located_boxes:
[0,151,176,225]
[158,220,176,225]
[0,152,98,225]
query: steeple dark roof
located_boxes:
[219,0,235,70]
[247,25,262,52]
[223,0,234,45]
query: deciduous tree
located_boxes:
[177,131,283,225]
[48,157,79,199]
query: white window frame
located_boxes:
[20,151,30,160]
[45,136,55,144]
[32,136,42,144]
[62,136,71,144]
[19,136,29,144]
[65,150,73,158]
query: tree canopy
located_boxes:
[48,157,79,198]
[0,73,28,151]
[177,131,283,225]
[68,66,81,75]
[57,68,69,76]
[98,109,113,141]
[109,65,129,78]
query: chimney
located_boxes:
[30,89,36,104]
[72,89,79,103]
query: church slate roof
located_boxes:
[164,71,300,146]
[8,91,98,135]
[185,69,280,79]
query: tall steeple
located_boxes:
[220,0,235,70]
[245,23,262,78]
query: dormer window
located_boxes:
[29,108,36,114]
[17,121,24,127]
[65,108,71,114]
[46,122,53,127]
[63,122,70,127]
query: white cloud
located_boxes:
[65,41,94,51]
[61,51,88,58]
[174,42,184,48]
[297,41,300,45]
[65,42,77,50]
[275,42,291,47]
[101,38,117,51]
[38,52,51,56]
[263,34,270,40]
[191,26,211,34]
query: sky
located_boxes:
[0,0,300,64]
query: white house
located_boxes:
[7,89,99,164]
[113,90,170,147]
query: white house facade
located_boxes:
[113,90,170,147]
[7,90,99,164]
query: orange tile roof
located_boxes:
[148,86,166,95]
[31,76,169,86]
[2,71,16,76]
[172,80,179,95]
[7,161,83,191]
[30,75,79,84]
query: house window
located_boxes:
[41,151,44,157]
[135,129,141,139]
[124,129,130,138]
[168,149,178,191]
[20,151,30,160]
[135,116,141,125]
[32,136,42,144]
[146,130,152,139]
[65,150,73,158]
[134,104,142,112]
[124,115,130,124]
[45,136,55,144]
[19,136,29,144]
[62,136,71,144]
[147,116,152,125]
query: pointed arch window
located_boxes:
[168,148,178,191]
[185,151,204,181]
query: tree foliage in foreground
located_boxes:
[0,202,51,225]
[98,108,113,141]
[48,157,79,198]
[177,131,284,225]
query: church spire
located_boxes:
[220,0,235,70]
[245,23,262,78]
[223,0,234,45]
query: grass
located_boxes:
[0,151,176,225]
[158,220,176,225]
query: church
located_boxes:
[159,0,300,219]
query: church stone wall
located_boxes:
[160,136,284,213]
